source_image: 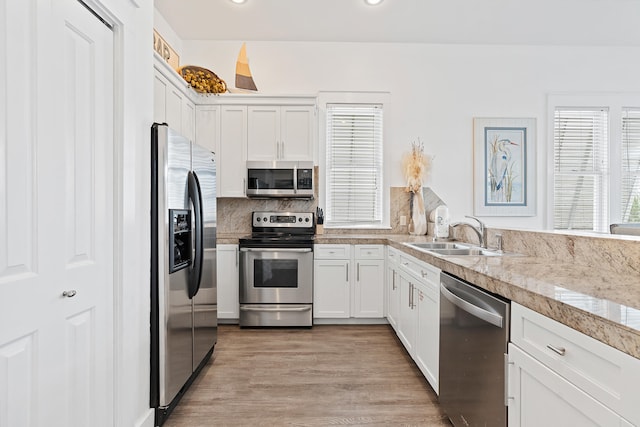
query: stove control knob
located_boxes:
[263,217,268,222]
[256,217,261,222]
[298,217,302,222]
[305,217,310,222]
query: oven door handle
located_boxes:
[240,306,312,312]
[239,248,312,253]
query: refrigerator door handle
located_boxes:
[188,170,204,299]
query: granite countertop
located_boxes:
[314,233,640,359]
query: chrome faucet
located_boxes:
[450,215,487,248]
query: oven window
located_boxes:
[254,259,298,288]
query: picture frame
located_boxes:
[473,117,536,216]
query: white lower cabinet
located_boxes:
[313,258,350,318]
[509,303,640,426]
[314,244,384,320]
[392,249,440,394]
[414,279,439,394]
[217,244,239,321]
[386,247,401,330]
[396,273,418,353]
[508,343,625,427]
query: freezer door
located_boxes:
[157,125,193,407]
[191,142,217,368]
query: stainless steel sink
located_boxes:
[405,242,504,256]
[426,248,503,256]
[405,242,470,250]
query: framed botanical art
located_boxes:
[473,118,536,216]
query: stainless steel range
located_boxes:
[239,211,314,327]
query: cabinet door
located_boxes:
[247,106,279,161]
[508,344,622,427]
[415,283,439,394]
[219,106,247,197]
[153,73,167,124]
[217,245,239,320]
[387,265,400,330]
[181,99,195,142]
[352,259,384,318]
[313,259,350,318]
[280,106,314,161]
[166,84,184,134]
[195,106,219,153]
[396,273,418,355]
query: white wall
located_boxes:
[180,41,640,229]
[91,1,155,426]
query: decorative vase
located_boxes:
[409,190,427,235]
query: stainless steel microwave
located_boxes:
[246,161,314,198]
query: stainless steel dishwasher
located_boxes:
[439,272,510,427]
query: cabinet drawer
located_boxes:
[511,303,640,425]
[314,244,351,259]
[387,246,401,267]
[354,245,384,260]
[399,253,440,285]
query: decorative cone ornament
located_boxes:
[235,43,257,91]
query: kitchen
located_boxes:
[1,0,640,426]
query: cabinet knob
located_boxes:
[62,290,77,298]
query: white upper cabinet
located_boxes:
[218,105,248,197]
[153,60,196,141]
[247,104,315,162]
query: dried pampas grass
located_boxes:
[403,140,431,193]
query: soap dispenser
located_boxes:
[434,205,450,240]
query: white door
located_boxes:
[0,0,114,426]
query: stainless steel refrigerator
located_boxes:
[150,123,217,426]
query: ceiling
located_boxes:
[154,0,640,46]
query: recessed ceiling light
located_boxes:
[230,0,246,4]
[365,0,383,5]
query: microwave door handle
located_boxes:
[187,171,204,299]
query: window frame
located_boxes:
[318,91,390,229]
[547,93,640,232]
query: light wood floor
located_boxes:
[164,324,452,426]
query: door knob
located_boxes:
[62,290,77,298]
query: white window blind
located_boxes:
[621,108,640,222]
[553,108,609,231]
[325,104,383,225]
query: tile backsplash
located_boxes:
[217,186,414,235]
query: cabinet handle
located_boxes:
[421,270,428,278]
[546,344,566,356]
[392,271,396,290]
[409,282,413,310]
[62,290,77,298]
[402,262,409,266]
[504,353,514,406]
[346,264,349,282]
[281,141,285,159]
[357,263,360,281]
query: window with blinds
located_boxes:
[553,108,609,232]
[325,104,383,226]
[621,108,640,222]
